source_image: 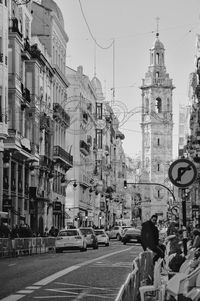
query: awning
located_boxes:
[0,211,9,218]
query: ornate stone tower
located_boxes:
[140,29,175,222]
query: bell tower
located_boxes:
[140,21,175,221]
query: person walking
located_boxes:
[141,214,164,263]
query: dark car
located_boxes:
[121,227,141,244]
[79,227,98,249]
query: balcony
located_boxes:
[21,83,31,109]
[80,140,90,156]
[9,18,23,39]
[53,103,70,128]
[53,145,73,170]
[21,38,31,60]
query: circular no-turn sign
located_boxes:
[168,158,197,188]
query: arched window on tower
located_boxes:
[155,97,162,113]
[151,53,153,64]
[162,53,164,65]
[167,98,170,112]
[156,53,159,64]
[157,163,160,171]
[156,72,159,79]
[145,98,149,113]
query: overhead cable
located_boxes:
[78,0,114,50]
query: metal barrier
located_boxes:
[0,237,56,258]
[115,251,154,301]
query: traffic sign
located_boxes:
[168,158,197,188]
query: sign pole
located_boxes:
[181,188,187,256]
[168,158,197,257]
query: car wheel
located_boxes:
[93,244,98,249]
[116,234,121,241]
[56,248,62,253]
[123,241,127,245]
[105,243,109,246]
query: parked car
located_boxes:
[109,226,131,240]
[55,229,87,253]
[79,227,98,249]
[121,227,141,244]
[94,229,110,246]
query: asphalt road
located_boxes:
[0,239,142,301]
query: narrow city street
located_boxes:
[0,240,142,301]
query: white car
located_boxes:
[94,229,109,246]
[109,226,131,240]
[55,229,87,253]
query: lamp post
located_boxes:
[124,181,176,204]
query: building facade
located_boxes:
[140,31,174,222]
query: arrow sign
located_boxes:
[168,158,197,188]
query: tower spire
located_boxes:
[156,16,160,38]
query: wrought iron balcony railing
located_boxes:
[53,145,73,167]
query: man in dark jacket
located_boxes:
[141,214,164,263]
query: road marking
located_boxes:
[55,282,118,291]
[25,286,40,290]
[1,247,133,301]
[34,247,133,286]
[0,295,25,301]
[16,290,34,294]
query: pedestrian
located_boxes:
[141,214,164,264]
[192,229,200,249]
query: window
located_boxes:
[145,98,149,113]
[167,98,170,111]
[157,138,160,146]
[158,190,160,198]
[96,103,102,119]
[157,164,160,171]
[156,72,159,78]
[0,95,2,122]
[156,53,159,64]
[155,97,162,113]
[96,129,102,149]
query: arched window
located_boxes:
[157,163,160,171]
[156,72,159,78]
[145,98,149,113]
[156,53,159,64]
[155,97,162,113]
[157,138,160,146]
[167,98,170,111]
[151,53,153,64]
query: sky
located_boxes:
[54,0,200,159]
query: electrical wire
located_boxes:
[78,0,114,50]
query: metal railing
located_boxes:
[115,250,154,301]
[0,237,56,258]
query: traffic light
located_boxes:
[124,180,127,189]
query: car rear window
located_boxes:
[80,228,93,235]
[59,230,78,237]
[95,230,104,235]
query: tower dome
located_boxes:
[151,35,165,50]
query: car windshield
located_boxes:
[59,230,79,237]
[80,228,93,235]
[95,230,104,235]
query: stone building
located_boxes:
[140,31,174,221]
